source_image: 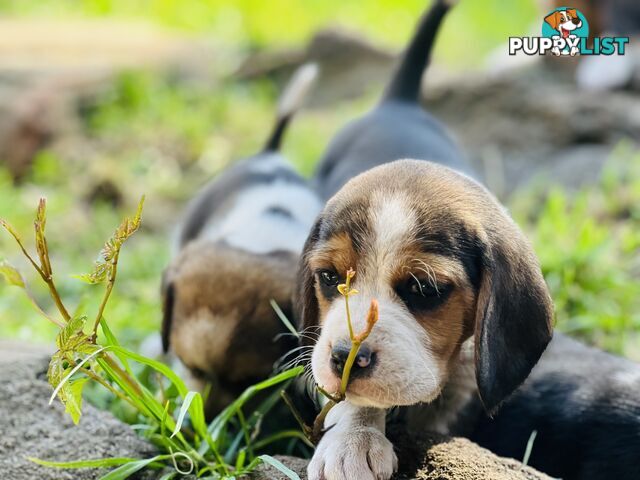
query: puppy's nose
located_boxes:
[330,341,375,379]
[572,17,580,25]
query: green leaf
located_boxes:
[28,457,142,469]
[0,260,25,288]
[158,472,178,480]
[34,198,51,277]
[99,317,132,373]
[49,347,107,423]
[80,196,145,285]
[171,391,199,438]
[0,218,22,242]
[208,367,303,442]
[270,299,299,338]
[98,454,169,480]
[64,377,89,425]
[258,455,301,480]
[56,316,87,351]
[108,346,207,439]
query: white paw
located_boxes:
[551,47,561,56]
[308,426,398,480]
[570,47,579,56]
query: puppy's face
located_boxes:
[545,9,581,36]
[297,160,553,412]
[162,241,297,396]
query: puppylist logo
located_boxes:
[509,7,630,57]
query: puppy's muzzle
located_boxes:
[330,340,376,379]
[571,17,581,26]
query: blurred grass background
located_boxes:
[0,0,639,361]
[0,0,538,67]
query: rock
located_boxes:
[252,434,551,480]
[0,343,156,480]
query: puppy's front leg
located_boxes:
[308,402,397,480]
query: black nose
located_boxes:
[330,341,375,379]
[572,17,580,25]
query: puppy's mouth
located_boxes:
[559,26,570,38]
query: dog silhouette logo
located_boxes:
[542,7,589,56]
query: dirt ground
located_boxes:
[0,343,156,480]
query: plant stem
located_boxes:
[103,353,143,397]
[92,250,119,337]
[1,219,70,322]
[281,391,312,438]
[340,341,361,395]
[311,399,336,444]
[310,284,379,444]
[45,276,71,322]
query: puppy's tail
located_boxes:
[382,0,454,103]
[263,62,319,152]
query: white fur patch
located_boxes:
[308,403,396,480]
[370,192,415,262]
[201,179,322,254]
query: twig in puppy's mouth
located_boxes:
[287,268,379,445]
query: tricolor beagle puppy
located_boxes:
[544,8,583,56]
[297,1,640,480]
[162,64,322,414]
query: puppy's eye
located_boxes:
[319,270,339,287]
[408,277,440,297]
[396,277,452,312]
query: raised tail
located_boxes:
[382,0,454,103]
[263,62,319,152]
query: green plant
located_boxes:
[1,198,304,479]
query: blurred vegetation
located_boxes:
[0,0,539,67]
[1,69,639,361]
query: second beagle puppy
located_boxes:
[162,64,322,414]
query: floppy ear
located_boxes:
[161,272,175,353]
[544,11,561,30]
[474,227,554,414]
[293,215,323,345]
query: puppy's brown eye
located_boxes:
[319,270,339,287]
[397,277,452,312]
[409,278,440,297]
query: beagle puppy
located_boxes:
[162,64,322,414]
[544,8,583,56]
[297,2,640,479]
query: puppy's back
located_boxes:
[313,0,473,199]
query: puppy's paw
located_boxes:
[308,426,397,480]
[570,47,579,56]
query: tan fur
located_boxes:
[163,240,297,414]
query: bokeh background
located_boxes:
[0,1,638,361]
